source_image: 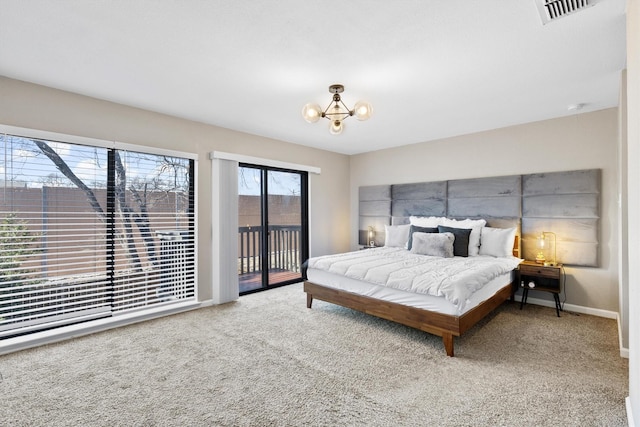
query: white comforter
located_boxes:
[307,247,522,309]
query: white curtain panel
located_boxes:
[211,156,239,304]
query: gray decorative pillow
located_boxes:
[410,232,455,258]
[437,225,471,257]
[407,225,438,250]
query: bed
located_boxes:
[304,218,522,357]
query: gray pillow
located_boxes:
[407,225,438,250]
[410,232,454,258]
[438,225,471,257]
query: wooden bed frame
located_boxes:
[304,280,513,357]
[304,238,520,357]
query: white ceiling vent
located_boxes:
[535,0,600,24]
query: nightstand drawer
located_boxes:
[519,264,561,279]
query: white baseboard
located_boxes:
[522,295,617,318]
[628,396,636,427]
[198,298,216,308]
[617,314,630,359]
[521,296,629,358]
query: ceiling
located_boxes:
[0,1,627,155]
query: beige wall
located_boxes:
[0,76,351,301]
[350,109,620,312]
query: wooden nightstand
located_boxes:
[518,261,564,317]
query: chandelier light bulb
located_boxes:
[329,120,343,135]
[330,103,345,121]
[301,103,322,123]
[353,101,372,121]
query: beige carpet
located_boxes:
[0,283,628,426]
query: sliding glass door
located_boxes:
[238,164,308,294]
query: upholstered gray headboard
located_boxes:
[358,169,600,267]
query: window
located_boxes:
[0,131,196,338]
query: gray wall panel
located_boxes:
[521,169,600,266]
[523,194,599,218]
[391,216,410,225]
[359,216,392,231]
[392,199,446,217]
[522,170,601,195]
[448,196,521,218]
[359,200,391,217]
[522,218,599,243]
[392,181,447,200]
[359,185,391,201]
[448,175,521,198]
[521,240,598,267]
[359,185,392,245]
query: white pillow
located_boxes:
[440,218,486,256]
[479,227,517,258]
[384,224,411,248]
[410,232,454,258]
[409,216,443,228]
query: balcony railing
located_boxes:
[238,225,301,275]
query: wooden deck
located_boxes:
[239,269,302,293]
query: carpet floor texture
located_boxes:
[0,283,629,426]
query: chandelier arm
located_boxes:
[321,100,335,119]
[339,98,354,116]
[324,109,343,117]
[325,112,350,121]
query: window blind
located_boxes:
[0,134,196,338]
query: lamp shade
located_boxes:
[536,231,557,266]
[353,101,373,121]
[301,103,322,123]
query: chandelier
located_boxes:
[301,84,372,135]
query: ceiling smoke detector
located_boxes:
[535,0,600,24]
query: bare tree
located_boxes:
[33,140,107,219]
[31,139,188,272]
